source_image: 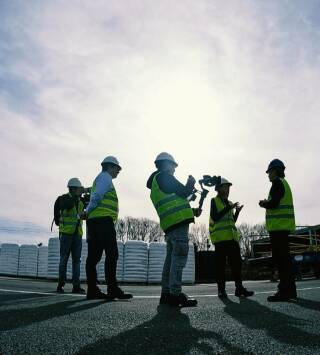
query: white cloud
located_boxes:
[0,0,320,243]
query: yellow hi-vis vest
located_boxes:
[59,194,84,236]
[88,180,119,223]
[266,178,295,233]
[150,173,194,232]
[209,197,239,244]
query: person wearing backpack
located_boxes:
[54,178,86,294]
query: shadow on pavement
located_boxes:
[0,296,107,331]
[76,305,254,355]
[222,297,320,348]
[295,297,320,312]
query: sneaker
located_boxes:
[86,289,110,300]
[235,287,254,298]
[267,291,297,302]
[159,292,171,305]
[107,286,133,300]
[218,290,228,299]
[72,286,86,294]
[169,293,198,307]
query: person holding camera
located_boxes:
[54,178,86,294]
[147,152,201,307]
[81,156,132,300]
[259,159,297,302]
[209,178,254,299]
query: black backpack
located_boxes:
[51,196,62,231]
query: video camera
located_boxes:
[199,175,221,188]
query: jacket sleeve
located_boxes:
[263,179,285,209]
[157,172,194,198]
[210,198,232,222]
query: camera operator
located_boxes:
[147,152,201,307]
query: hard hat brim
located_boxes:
[154,159,178,167]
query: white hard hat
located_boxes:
[154,152,178,166]
[101,156,122,169]
[67,177,83,188]
[215,177,232,191]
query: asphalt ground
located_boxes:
[0,277,320,355]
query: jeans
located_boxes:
[58,233,82,287]
[214,239,243,292]
[162,224,189,295]
[270,231,296,294]
[86,217,118,292]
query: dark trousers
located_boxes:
[269,231,296,294]
[215,240,243,291]
[86,217,118,292]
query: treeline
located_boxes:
[115,217,267,257]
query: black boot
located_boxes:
[235,287,254,298]
[86,287,109,300]
[169,293,198,307]
[107,286,133,300]
[267,291,297,302]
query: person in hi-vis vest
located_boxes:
[147,152,201,307]
[81,156,132,300]
[209,178,254,299]
[57,178,86,294]
[259,159,297,302]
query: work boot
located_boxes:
[56,281,65,293]
[218,290,228,299]
[159,292,171,305]
[86,287,110,300]
[107,286,133,300]
[235,287,254,298]
[267,291,297,302]
[169,293,198,307]
[72,286,86,294]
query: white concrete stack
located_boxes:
[18,245,38,277]
[123,240,148,283]
[80,239,88,281]
[37,246,48,278]
[47,238,60,279]
[116,241,124,282]
[182,243,195,283]
[0,243,20,276]
[147,242,166,283]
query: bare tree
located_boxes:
[238,223,268,258]
[189,223,209,251]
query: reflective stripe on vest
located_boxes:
[209,197,239,244]
[266,178,296,233]
[88,180,119,223]
[59,195,84,236]
[150,173,194,232]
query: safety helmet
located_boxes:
[67,178,83,188]
[101,156,122,169]
[266,159,285,173]
[215,177,232,191]
[154,152,178,167]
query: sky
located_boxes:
[0,0,320,244]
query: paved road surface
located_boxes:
[0,277,319,354]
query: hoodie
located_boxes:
[146,171,195,233]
